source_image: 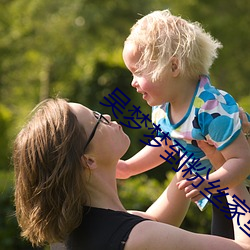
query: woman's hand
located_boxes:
[239,107,250,141]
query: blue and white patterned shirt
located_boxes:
[152,75,241,176]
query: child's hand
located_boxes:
[197,140,225,171]
[116,160,131,179]
[177,178,211,202]
[197,141,217,158]
[239,107,250,137]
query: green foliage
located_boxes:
[182,202,212,234]
[184,1,250,100]
[239,95,250,113]
[0,104,13,170]
[0,171,43,249]
[1,0,249,154]
[119,174,163,210]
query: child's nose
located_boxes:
[131,77,138,88]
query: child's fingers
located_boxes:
[239,107,247,122]
[186,189,207,202]
[185,188,200,199]
[193,193,206,202]
[184,183,195,194]
[176,179,194,190]
[239,107,250,134]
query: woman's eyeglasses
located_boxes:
[84,111,110,151]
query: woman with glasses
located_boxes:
[13,98,250,250]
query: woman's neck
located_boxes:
[84,165,126,212]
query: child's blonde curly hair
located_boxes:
[125,9,222,81]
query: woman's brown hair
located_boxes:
[13,98,88,246]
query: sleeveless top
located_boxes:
[65,206,148,250]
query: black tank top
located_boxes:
[66,206,148,250]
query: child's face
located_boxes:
[123,43,173,106]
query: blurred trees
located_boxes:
[1,0,249,168]
[0,0,249,248]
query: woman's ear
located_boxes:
[82,155,97,169]
[170,57,180,77]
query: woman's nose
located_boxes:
[103,114,112,122]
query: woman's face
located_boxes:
[68,103,130,161]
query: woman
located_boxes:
[13,98,250,249]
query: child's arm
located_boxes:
[207,109,250,191]
[197,109,250,171]
[179,131,250,201]
[116,137,174,179]
[209,131,250,187]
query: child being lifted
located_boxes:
[117,9,250,239]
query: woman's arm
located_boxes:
[240,108,250,139]
[125,183,250,250]
[129,172,190,227]
[197,140,225,170]
[127,111,250,249]
[145,171,190,227]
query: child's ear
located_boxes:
[171,57,180,77]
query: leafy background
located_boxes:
[0,0,249,249]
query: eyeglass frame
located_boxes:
[83,111,110,151]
